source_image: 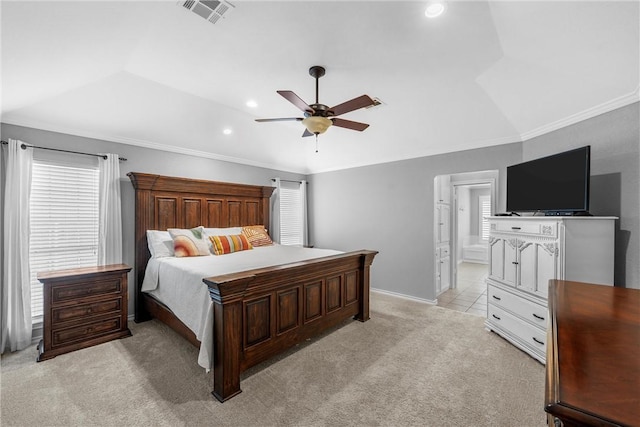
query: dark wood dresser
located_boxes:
[37,264,132,361]
[545,280,640,427]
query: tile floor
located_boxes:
[437,262,488,317]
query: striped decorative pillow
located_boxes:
[209,234,253,255]
[241,225,273,247]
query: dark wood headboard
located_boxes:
[127,172,274,320]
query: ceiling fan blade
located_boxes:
[277,90,314,114]
[255,117,303,122]
[302,129,313,137]
[331,117,370,132]
[329,95,375,116]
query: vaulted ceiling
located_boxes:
[2,1,638,174]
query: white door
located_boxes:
[488,236,505,281]
[503,238,518,288]
[439,204,450,244]
[534,242,557,298]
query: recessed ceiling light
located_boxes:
[246,100,258,108]
[223,128,233,135]
[425,2,446,18]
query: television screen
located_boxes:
[506,146,590,214]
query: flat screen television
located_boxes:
[506,146,591,215]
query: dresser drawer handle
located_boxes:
[492,295,501,301]
[532,313,545,321]
[532,337,544,345]
[511,226,521,230]
[492,314,501,320]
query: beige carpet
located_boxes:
[1,293,546,426]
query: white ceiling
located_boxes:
[1,1,638,174]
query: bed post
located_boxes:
[205,274,254,402]
[128,172,157,323]
[355,250,377,322]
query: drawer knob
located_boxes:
[512,261,519,265]
[532,313,545,321]
[492,295,501,301]
[532,337,544,346]
[492,314,501,320]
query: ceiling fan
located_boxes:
[255,66,376,138]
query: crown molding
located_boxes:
[0,118,308,174]
[307,134,521,174]
[3,88,638,175]
[520,88,640,142]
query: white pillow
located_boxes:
[146,230,174,258]
[203,227,243,237]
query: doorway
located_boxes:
[434,170,497,316]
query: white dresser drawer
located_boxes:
[487,304,547,354]
[487,284,547,330]
[491,220,557,238]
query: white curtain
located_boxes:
[97,154,122,265]
[270,178,281,244]
[1,139,33,353]
[300,180,308,247]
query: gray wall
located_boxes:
[3,100,638,316]
[308,143,522,302]
[522,102,639,288]
[1,123,305,316]
[310,102,639,299]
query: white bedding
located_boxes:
[142,244,342,370]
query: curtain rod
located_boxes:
[1,140,127,161]
[271,178,308,184]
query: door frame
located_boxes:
[433,170,498,299]
[451,178,496,289]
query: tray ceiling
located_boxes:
[1,1,638,173]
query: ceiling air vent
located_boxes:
[178,0,235,25]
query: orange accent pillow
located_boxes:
[209,234,253,255]
[242,225,274,247]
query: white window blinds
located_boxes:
[29,161,100,318]
[479,195,491,241]
[279,181,304,246]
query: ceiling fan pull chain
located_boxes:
[315,134,319,153]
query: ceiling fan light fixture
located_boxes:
[302,116,332,134]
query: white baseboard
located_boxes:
[371,288,437,305]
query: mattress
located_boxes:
[142,244,342,370]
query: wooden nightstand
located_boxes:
[37,264,132,362]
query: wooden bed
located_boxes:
[128,172,377,402]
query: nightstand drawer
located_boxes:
[52,297,123,324]
[52,317,122,347]
[52,278,123,304]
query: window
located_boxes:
[29,161,100,319]
[479,195,491,241]
[278,180,305,246]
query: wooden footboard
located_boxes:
[204,250,377,402]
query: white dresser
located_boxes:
[485,216,616,364]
